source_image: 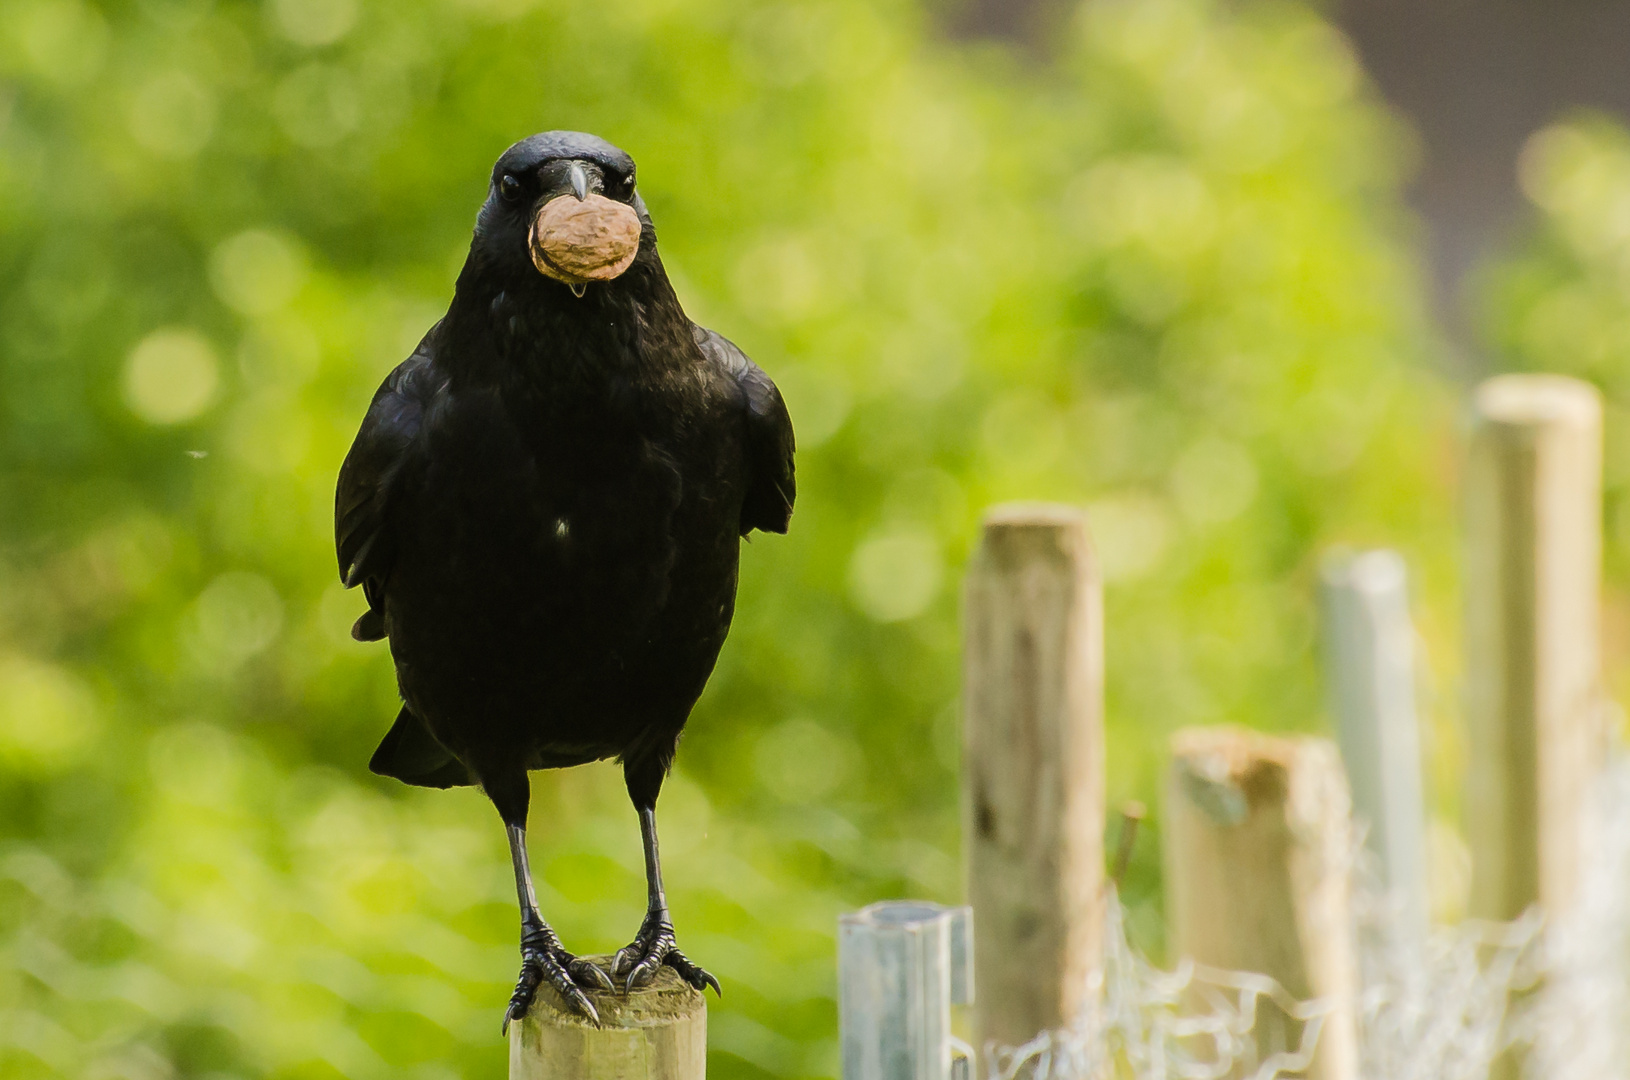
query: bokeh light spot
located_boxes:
[980,392,1066,474]
[1169,437,1259,525]
[128,70,216,158]
[0,656,98,770]
[187,572,285,668]
[209,229,308,316]
[272,63,362,148]
[148,722,246,807]
[770,363,850,448]
[271,0,358,46]
[123,327,221,425]
[13,0,108,86]
[848,527,942,622]
[1086,494,1171,582]
[754,718,860,803]
[733,236,825,320]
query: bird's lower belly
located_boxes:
[383,530,737,764]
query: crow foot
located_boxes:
[611,912,722,996]
[503,927,615,1032]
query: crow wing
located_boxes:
[693,325,795,535]
[335,329,443,640]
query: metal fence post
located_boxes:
[1320,548,1427,939]
[840,901,974,1080]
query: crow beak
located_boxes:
[569,163,589,202]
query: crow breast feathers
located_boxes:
[334,322,795,645]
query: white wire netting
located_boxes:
[984,758,1630,1080]
[1518,757,1630,1078]
[986,904,1332,1080]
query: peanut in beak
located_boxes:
[529,194,641,295]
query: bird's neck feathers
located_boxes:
[441,243,691,391]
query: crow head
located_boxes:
[476,131,648,298]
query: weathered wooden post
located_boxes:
[1464,374,1605,923]
[962,503,1104,1049]
[1164,728,1358,1080]
[839,900,973,1080]
[509,958,705,1080]
[1319,548,1427,939]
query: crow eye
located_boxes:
[499,175,522,202]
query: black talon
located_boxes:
[613,911,718,995]
[567,987,600,1025]
[615,914,675,991]
[667,948,722,996]
[505,942,604,1029]
[571,957,616,992]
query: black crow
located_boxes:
[334,131,795,1028]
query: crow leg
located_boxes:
[498,810,613,1031]
[610,804,721,995]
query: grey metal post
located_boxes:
[1320,548,1427,937]
[840,901,973,1080]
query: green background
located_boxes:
[0,0,1624,1076]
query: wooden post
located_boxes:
[962,503,1104,1048]
[509,958,705,1080]
[1319,549,1427,939]
[1164,728,1357,1080]
[1464,374,1605,922]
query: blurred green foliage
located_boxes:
[0,0,1463,1076]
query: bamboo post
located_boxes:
[1319,549,1427,940]
[1164,728,1358,1080]
[1464,374,1605,922]
[839,900,974,1080]
[509,957,705,1080]
[962,503,1104,1048]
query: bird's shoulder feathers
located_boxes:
[335,327,447,637]
[691,324,795,535]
